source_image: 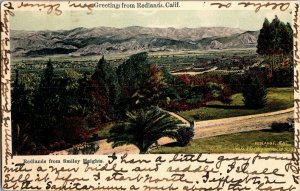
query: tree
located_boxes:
[117,52,170,111]
[33,59,59,144]
[107,108,180,154]
[242,75,267,109]
[117,52,150,91]
[33,61,88,146]
[279,22,293,67]
[92,56,120,108]
[257,16,293,78]
[77,72,97,118]
[257,18,273,76]
[11,70,33,154]
[131,64,169,107]
[89,56,121,124]
[57,69,83,116]
[257,18,272,56]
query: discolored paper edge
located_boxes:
[1,1,300,190]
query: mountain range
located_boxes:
[11,26,259,57]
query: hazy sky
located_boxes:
[11,9,292,31]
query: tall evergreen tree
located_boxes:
[34,59,56,117]
[12,70,32,154]
[257,18,271,56]
[257,18,274,76]
[33,59,59,144]
[270,16,293,70]
[257,16,294,77]
[92,56,120,108]
[116,52,152,111]
[269,15,281,54]
[77,72,96,117]
[40,59,54,88]
[280,22,293,62]
[117,52,150,90]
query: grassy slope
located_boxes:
[178,87,293,122]
[96,87,293,140]
[151,130,294,154]
[152,87,294,154]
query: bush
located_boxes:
[223,73,244,93]
[54,116,89,145]
[191,113,202,120]
[177,126,195,146]
[163,100,204,111]
[68,142,99,155]
[187,97,203,105]
[207,82,223,98]
[242,75,267,109]
[218,86,233,105]
[271,67,293,87]
[271,122,293,132]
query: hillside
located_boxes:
[11,26,259,57]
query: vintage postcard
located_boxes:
[1,0,300,190]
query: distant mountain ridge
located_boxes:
[11,26,259,57]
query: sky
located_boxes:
[10,9,292,31]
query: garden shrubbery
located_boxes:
[177,126,195,146]
[242,75,267,109]
[271,122,293,132]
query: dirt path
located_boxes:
[157,107,190,126]
[193,108,292,138]
[171,66,218,76]
[94,108,293,154]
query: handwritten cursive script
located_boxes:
[17,2,62,15]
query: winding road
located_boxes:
[94,108,293,154]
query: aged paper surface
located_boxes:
[1,1,300,190]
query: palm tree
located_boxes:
[107,108,179,154]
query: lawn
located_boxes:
[177,87,293,122]
[94,87,293,140]
[151,129,294,154]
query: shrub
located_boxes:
[271,67,293,87]
[68,142,99,155]
[177,126,195,146]
[187,97,203,105]
[271,122,293,132]
[223,73,244,93]
[54,116,89,145]
[218,86,233,105]
[207,82,223,98]
[163,100,204,111]
[192,113,202,120]
[242,75,267,109]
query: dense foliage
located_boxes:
[257,16,293,77]
[176,126,195,146]
[108,108,180,154]
[242,75,267,109]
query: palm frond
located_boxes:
[108,107,180,153]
